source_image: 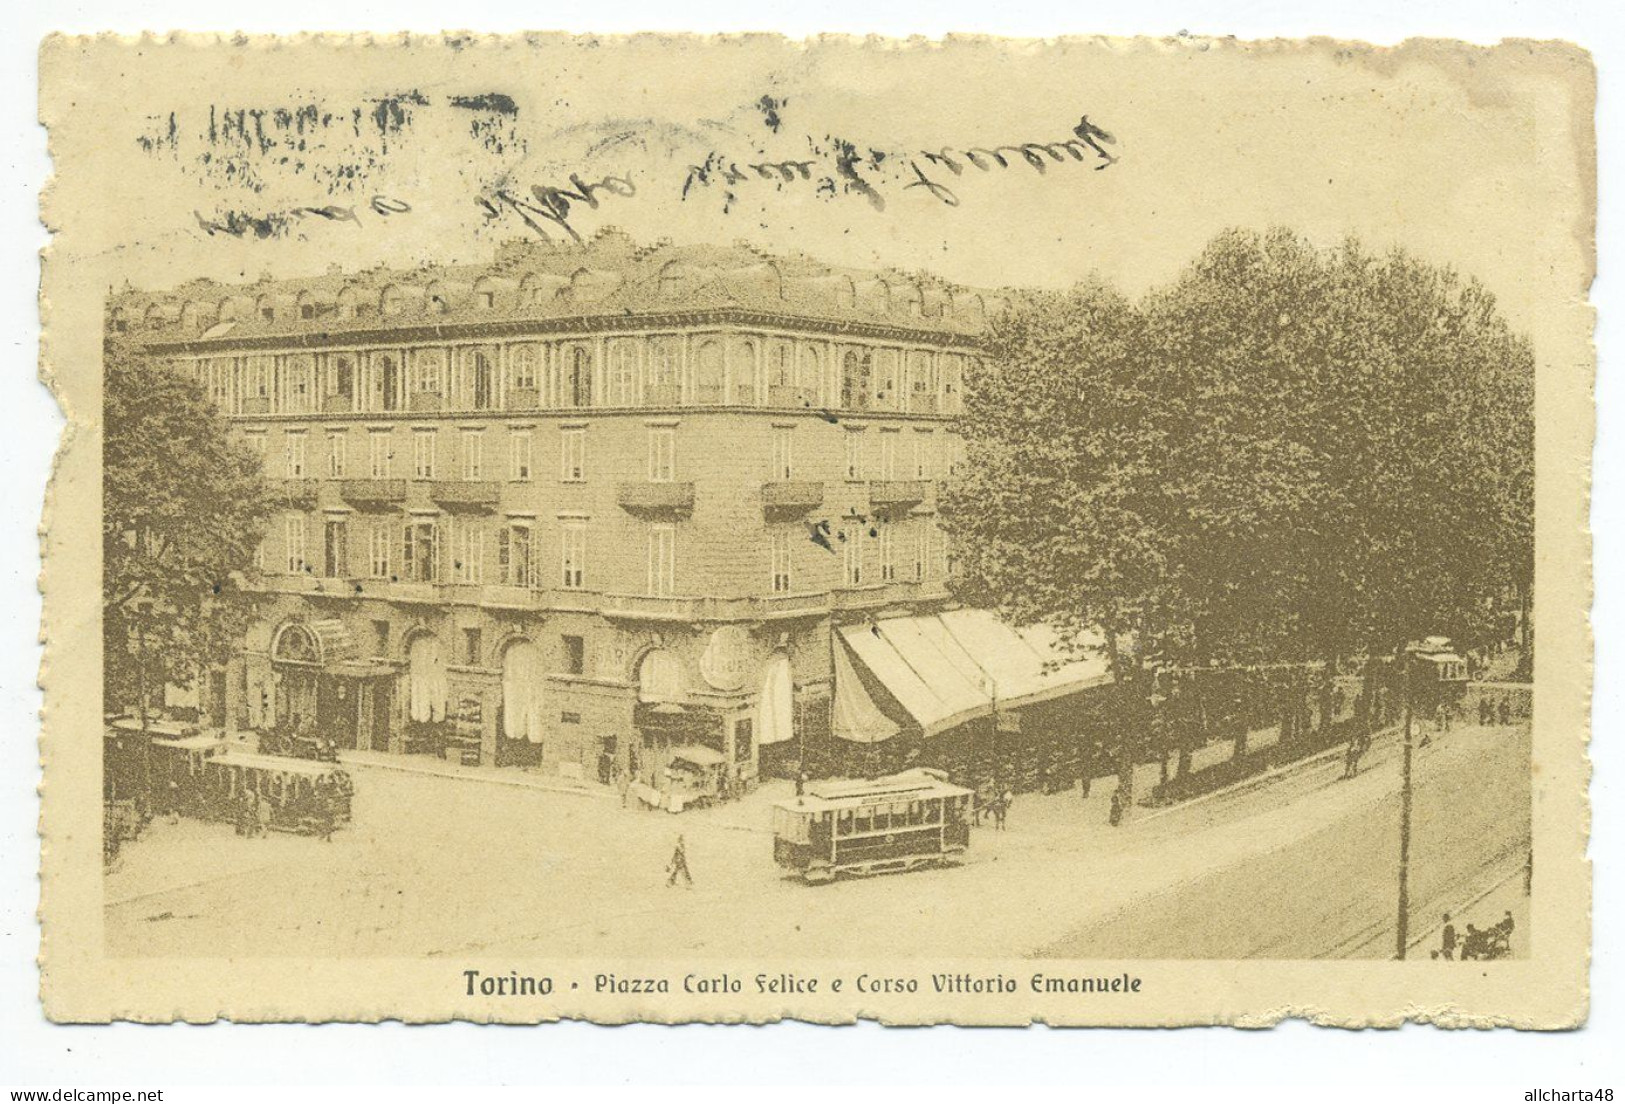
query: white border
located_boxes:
[2,0,1618,1088]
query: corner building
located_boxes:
[124,231,991,785]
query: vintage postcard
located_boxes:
[36,32,1593,1026]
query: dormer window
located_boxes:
[261,306,275,321]
[300,304,316,320]
[479,291,495,309]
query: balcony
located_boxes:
[830,580,922,612]
[340,478,408,508]
[617,481,696,519]
[761,480,825,520]
[241,396,271,415]
[506,387,540,410]
[430,480,500,510]
[645,383,682,406]
[480,583,544,610]
[322,393,355,413]
[409,391,443,413]
[602,591,832,624]
[868,479,929,511]
[278,478,320,507]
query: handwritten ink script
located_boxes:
[681,115,1119,212]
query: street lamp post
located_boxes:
[1396,653,1414,960]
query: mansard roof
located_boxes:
[118,229,1004,352]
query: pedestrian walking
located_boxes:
[1108,786,1125,827]
[795,770,808,797]
[1440,913,1457,961]
[666,834,693,887]
[618,768,632,808]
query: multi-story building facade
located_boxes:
[118,230,995,785]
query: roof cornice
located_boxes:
[140,307,987,356]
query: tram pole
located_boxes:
[1396,653,1414,960]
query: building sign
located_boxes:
[700,626,752,692]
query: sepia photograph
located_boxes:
[28,26,1593,1036]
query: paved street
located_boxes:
[105,720,1530,960]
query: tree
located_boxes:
[947,227,1536,796]
[943,279,1177,811]
[103,333,274,726]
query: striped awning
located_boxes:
[835,610,1112,740]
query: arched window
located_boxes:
[802,346,822,406]
[407,634,447,724]
[466,348,495,410]
[272,623,320,664]
[331,355,355,401]
[637,649,684,704]
[509,345,539,396]
[336,286,360,320]
[380,286,406,317]
[841,349,871,410]
[647,339,678,404]
[694,341,724,404]
[771,345,793,389]
[609,342,637,406]
[569,347,593,408]
[501,641,544,743]
[734,340,758,405]
[378,354,403,412]
[415,350,445,396]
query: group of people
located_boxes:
[1435,910,1517,961]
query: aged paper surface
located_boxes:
[37,33,1592,1026]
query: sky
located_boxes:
[42,34,1593,357]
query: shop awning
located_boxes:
[669,744,726,767]
[835,611,1112,740]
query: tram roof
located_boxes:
[778,769,973,813]
[213,751,349,778]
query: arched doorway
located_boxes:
[499,640,545,767]
[271,622,322,730]
[404,633,448,757]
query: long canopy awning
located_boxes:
[834,610,1112,741]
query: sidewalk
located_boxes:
[336,748,616,800]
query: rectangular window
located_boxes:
[879,524,895,582]
[369,522,391,579]
[463,627,483,666]
[915,523,929,582]
[461,429,484,481]
[562,634,586,676]
[842,523,863,586]
[509,430,533,481]
[843,431,865,482]
[770,529,792,594]
[914,430,933,479]
[560,427,586,482]
[647,426,675,482]
[402,518,440,582]
[498,523,534,587]
[326,431,347,479]
[560,521,586,589]
[284,514,307,574]
[368,430,392,479]
[244,432,267,464]
[647,524,676,597]
[771,427,794,481]
[323,517,347,578]
[413,429,437,480]
[371,619,390,657]
[878,430,899,480]
[285,431,307,478]
[452,520,483,583]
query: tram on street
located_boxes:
[200,751,355,836]
[771,768,975,884]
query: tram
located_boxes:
[200,751,354,835]
[771,768,975,884]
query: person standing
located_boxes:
[1440,913,1458,961]
[667,834,693,887]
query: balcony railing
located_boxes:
[617,481,696,518]
[761,480,824,519]
[340,478,407,507]
[868,479,929,510]
[830,580,922,612]
[279,478,320,507]
[430,480,500,509]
